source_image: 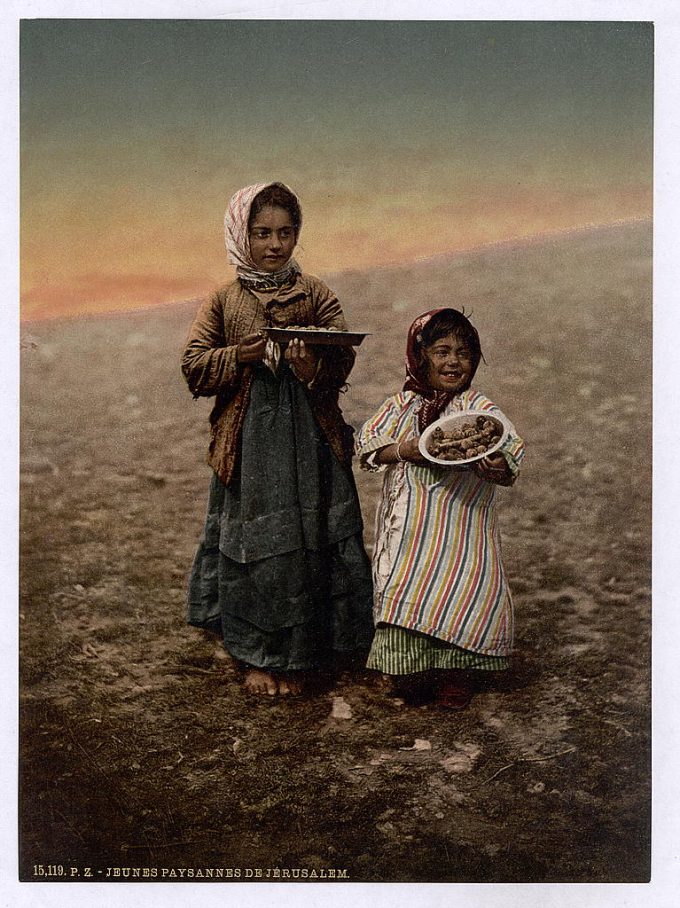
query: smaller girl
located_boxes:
[357,308,525,709]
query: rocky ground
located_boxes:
[19,221,651,883]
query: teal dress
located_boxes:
[187,362,374,670]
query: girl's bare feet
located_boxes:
[240,664,309,698]
[277,673,304,697]
[243,667,278,696]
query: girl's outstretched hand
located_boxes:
[285,338,319,384]
[237,332,267,363]
[473,452,514,485]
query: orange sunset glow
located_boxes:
[21,20,653,321]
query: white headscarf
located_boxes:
[224,181,301,288]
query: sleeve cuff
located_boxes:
[500,434,525,476]
[356,434,395,472]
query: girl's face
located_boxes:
[422,331,474,393]
[248,205,297,273]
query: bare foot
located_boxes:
[277,674,304,697]
[243,668,278,696]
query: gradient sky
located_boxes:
[20,19,653,320]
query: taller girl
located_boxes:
[182,182,373,697]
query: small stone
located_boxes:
[330,697,353,720]
[399,739,431,752]
[527,781,545,794]
[440,743,482,773]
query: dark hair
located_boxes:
[249,183,302,237]
[415,308,483,379]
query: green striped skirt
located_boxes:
[367,623,510,674]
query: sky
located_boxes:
[20,18,653,320]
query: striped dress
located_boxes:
[357,388,524,670]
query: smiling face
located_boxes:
[422,330,475,393]
[248,205,297,273]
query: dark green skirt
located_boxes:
[187,363,374,671]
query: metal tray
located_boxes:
[261,327,369,346]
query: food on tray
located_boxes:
[261,325,368,346]
[282,325,341,331]
[426,415,504,462]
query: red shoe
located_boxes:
[436,677,474,710]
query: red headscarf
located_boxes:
[403,308,481,433]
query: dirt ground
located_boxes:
[19,221,651,883]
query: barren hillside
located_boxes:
[20,220,651,882]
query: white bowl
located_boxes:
[418,410,510,467]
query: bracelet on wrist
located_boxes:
[395,440,406,462]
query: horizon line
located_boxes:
[21,216,652,327]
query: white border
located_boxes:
[4,3,679,907]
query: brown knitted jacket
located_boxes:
[181,273,357,486]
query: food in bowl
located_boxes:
[426,414,504,462]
